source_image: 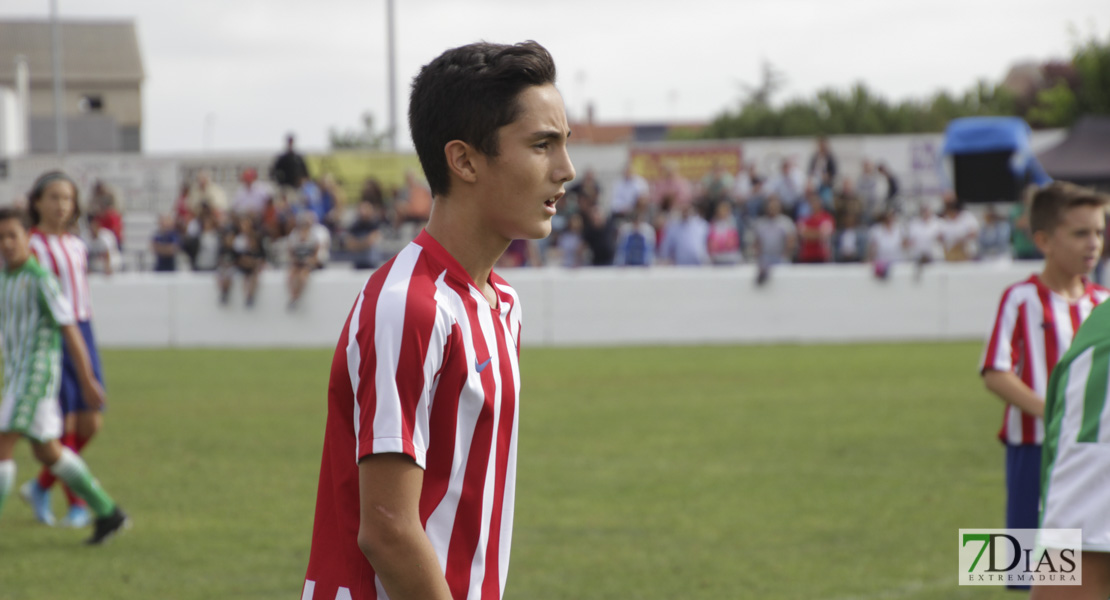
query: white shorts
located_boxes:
[1041,443,1110,551]
[0,392,63,443]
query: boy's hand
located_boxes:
[80,380,107,410]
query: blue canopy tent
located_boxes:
[941,117,1051,202]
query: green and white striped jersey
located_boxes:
[0,256,75,415]
[1043,300,1110,473]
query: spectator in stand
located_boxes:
[834,211,865,263]
[652,162,693,213]
[905,200,943,266]
[766,158,806,219]
[219,216,265,307]
[299,175,328,225]
[808,137,837,198]
[556,213,586,268]
[271,134,309,192]
[699,160,735,221]
[580,200,616,266]
[318,174,345,232]
[733,162,756,210]
[190,211,223,272]
[796,189,835,263]
[89,181,124,250]
[614,207,656,267]
[231,168,269,218]
[707,200,742,265]
[1010,186,1042,260]
[979,206,1012,260]
[393,169,433,228]
[359,176,386,210]
[659,203,709,266]
[188,170,228,215]
[344,200,384,270]
[150,214,181,272]
[569,169,601,210]
[308,211,332,268]
[877,163,900,213]
[753,196,797,284]
[173,181,193,234]
[610,164,649,223]
[939,191,980,261]
[833,178,863,230]
[868,209,905,279]
[262,192,296,241]
[86,218,121,275]
[857,160,886,224]
[287,213,322,310]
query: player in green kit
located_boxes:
[0,207,127,544]
[1037,248,1110,597]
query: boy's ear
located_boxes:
[1032,229,1050,255]
[444,140,479,186]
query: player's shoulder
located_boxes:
[356,241,449,318]
[998,275,1042,302]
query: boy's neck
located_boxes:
[5,254,28,272]
[1040,265,1087,300]
[424,195,510,300]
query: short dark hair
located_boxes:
[27,170,81,227]
[408,40,557,196]
[1030,181,1110,234]
[0,206,31,230]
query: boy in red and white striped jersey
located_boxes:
[980,182,1108,588]
[303,40,574,600]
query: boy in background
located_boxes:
[0,207,127,544]
[980,181,1108,590]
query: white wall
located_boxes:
[88,260,1052,348]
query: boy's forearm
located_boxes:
[359,523,453,600]
[61,325,98,390]
[983,369,1045,418]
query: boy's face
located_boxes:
[0,218,31,268]
[472,83,575,241]
[1036,204,1106,277]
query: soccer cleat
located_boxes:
[63,504,91,528]
[19,480,55,526]
[85,507,129,545]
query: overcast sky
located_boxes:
[3,0,1106,153]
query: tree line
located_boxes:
[689,29,1110,140]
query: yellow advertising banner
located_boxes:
[629,145,743,183]
[306,151,424,204]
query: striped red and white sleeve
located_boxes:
[981,286,1022,374]
[346,244,452,469]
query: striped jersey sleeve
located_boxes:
[34,264,76,327]
[347,242,451,468]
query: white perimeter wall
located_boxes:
[89,261,1056,349]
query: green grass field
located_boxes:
[1,342,1020,599]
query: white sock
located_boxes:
[0,459,15,514]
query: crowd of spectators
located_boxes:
[522,137,1049,285]
[61,134,1093,309]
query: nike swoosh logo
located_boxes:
[475,358,492,373]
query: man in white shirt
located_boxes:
[610,164,648,221]
[905,201,943,264]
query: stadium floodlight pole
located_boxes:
[49,0,67,156]
[386,0,397,151]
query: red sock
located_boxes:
[37,432,79,489]
[62,435,92,508]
